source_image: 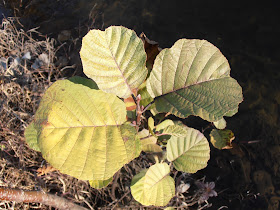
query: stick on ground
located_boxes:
[0,187,88,210]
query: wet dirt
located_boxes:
[3,0,280,209]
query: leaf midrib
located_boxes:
[44,124,122,129]
[105,29,133,96]
[154,77,228,99]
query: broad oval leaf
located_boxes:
[213,117,227,129]
[29,79,141,180]
[225,107,238,117]
[155,120,175,132]
[140,32,161,72]
[161,121,189,137]
[80,26,148,98]
[146,39,243,122]
[131,163,175,206]
[138,129,160,153]
[89,176,113,189]
[166,125,210,173]
[142,144,162,153]
[210,129,235,149]
[138,129,155,140]
[138,129,157,145]
[24,121,40,152]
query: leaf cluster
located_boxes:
[25,26,243,207]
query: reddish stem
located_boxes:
[0,187,87,210]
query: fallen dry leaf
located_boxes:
[37,165,56,176]
[140,33,161,71]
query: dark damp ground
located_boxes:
[2,0,280,209]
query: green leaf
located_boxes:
[155,120,175,132]
[166,125,210,173]
[24,121,40,152]
[149,103,161,116]
[89,176,113,189]
[213,117,226,129]
[148,117,156,137]
[29,79,141,180]
[138,129,157,145]
[68,76,98,90]
[146,39,243,122]
[156,121,187,145]
[142,144,162,153]
[131,169,148,186]
[80,26,148,99]
[210,129,235,149]
[138,129,160,153]
[131,163,175,206]
[127,110,136,121]
[161,121,189,137]
[138,129,153,139]
[138,82,154,107]
[225,107,238,117]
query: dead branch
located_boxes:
[0,187,88,210]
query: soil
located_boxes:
[1,0,280,209]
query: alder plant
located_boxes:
[24,26,243,207]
